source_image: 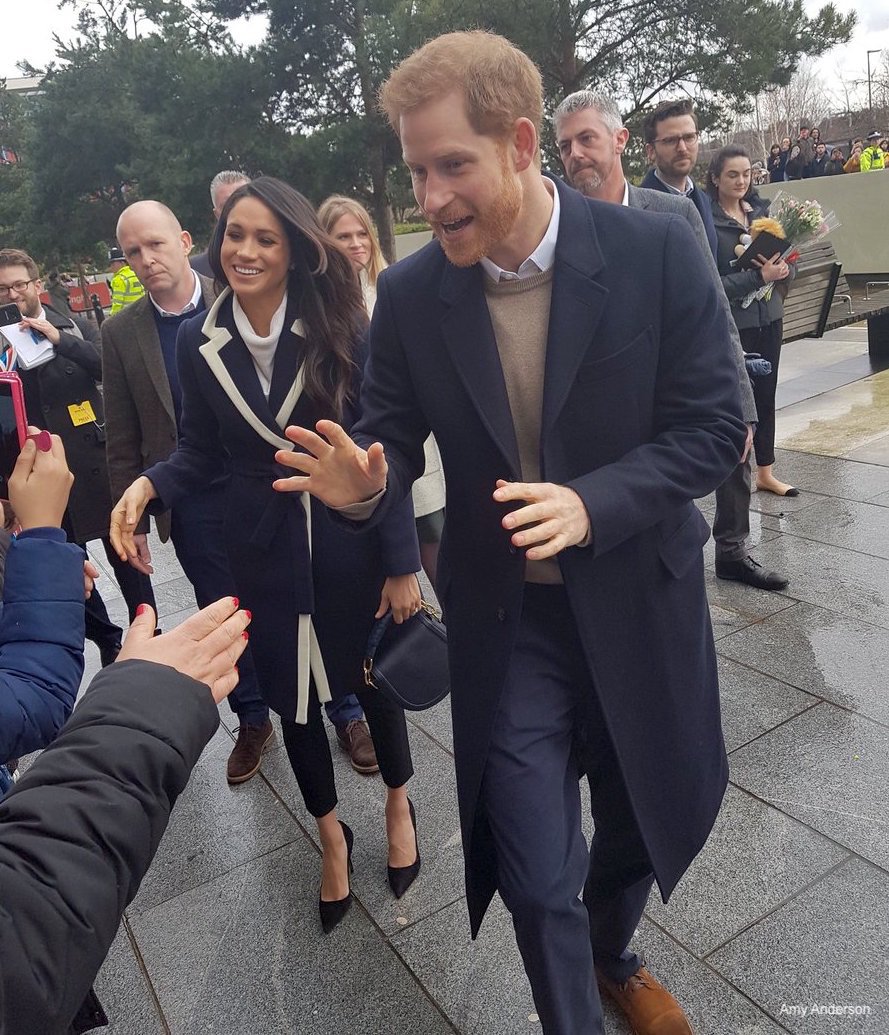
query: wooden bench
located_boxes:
[782,240,849,342]
[782,239,889,357]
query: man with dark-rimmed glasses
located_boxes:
[640,98,717,257]
[0,247,156,664]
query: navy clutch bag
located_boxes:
[363,601,449,711]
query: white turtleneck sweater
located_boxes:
[232,292,288,398]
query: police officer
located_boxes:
[108,246,145,313]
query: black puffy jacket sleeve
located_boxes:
[0,660,219,1035]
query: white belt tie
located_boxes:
[295,491,332,724]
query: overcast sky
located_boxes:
[2,0,888,104]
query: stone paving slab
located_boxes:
[729,703,889,871]
[94,923,165,1034]
[129,723,300,914]
[128,840,455,1035]
[707,857,888,1033]
[770,449,889,503]
[749,536,889,630]
[629,919,788,1035]
[645,785,848,956]
[716,656,818,754]
[717,602,889,727]
[768,496,889,560]
[390,896,545,1035]
[747,487,832,518]
[702,570,797,622]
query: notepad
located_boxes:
[0,324,55,369]
[735,231,791,270]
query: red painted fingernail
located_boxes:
[28,430,53,452]
[244,609,252,622]
[242,631,249,641]
[136,603,149,617]
[231,597,239,608]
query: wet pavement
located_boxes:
[82,326,887,1034]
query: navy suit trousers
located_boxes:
[481,584,653,1035]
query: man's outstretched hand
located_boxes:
[273,420,388,508]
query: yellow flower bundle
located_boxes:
[749,216,785,240]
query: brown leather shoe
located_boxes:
[597,966,693,1034]
[335,719,379,774]
[227,719,275,784]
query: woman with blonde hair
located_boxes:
[317,196,387,311]
[319,196,446,584]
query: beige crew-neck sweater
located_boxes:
[483,268,562,585]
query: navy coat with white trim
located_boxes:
[145,290,420,720]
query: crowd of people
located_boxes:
[765,125,888,181]
[0,29,838,1035]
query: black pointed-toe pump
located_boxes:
[319,821,354,933]
[387,799,421,899]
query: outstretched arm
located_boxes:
[273,419,389,507]
[0,599,249,1035]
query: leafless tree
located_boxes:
[731,59,835,157]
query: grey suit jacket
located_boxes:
[627,183,757,423]
[101,274,216,540]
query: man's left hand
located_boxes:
[18,316,60,346]
[493,480,590,560]
[741,424,754,463]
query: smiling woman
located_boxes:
[109,176,424,935]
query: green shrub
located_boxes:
[394,222,430,235]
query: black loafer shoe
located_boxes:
[716,555,789,591]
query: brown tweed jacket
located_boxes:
[101,275,216,540]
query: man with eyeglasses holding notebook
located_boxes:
[640,99,717,259]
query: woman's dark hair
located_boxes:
[705,144,754,200]
[770,143,780,153]
[208,176,368,420]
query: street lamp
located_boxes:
[867,49,881,117]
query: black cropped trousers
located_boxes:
[280,683,413,817]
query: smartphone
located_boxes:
[0,372,28,499]
[0,303,22,328]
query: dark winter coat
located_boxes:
[711,194,795,332]
[16,308,110,544]
[0,660,219,1034]
[101,277,218,541]
[347,176,747,935]
[767,152,787,182]
[145,292,420,719]
[639,167,718,257]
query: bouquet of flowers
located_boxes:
[734,192,840,308]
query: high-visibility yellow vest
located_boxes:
[860,146,886,172]
[109,264,145,313]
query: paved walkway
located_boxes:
[83,328,888,1034]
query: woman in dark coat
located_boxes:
[766,143,786,182]
[783,142,805,180]
[708,145,798,497]
[111,178,422,932]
